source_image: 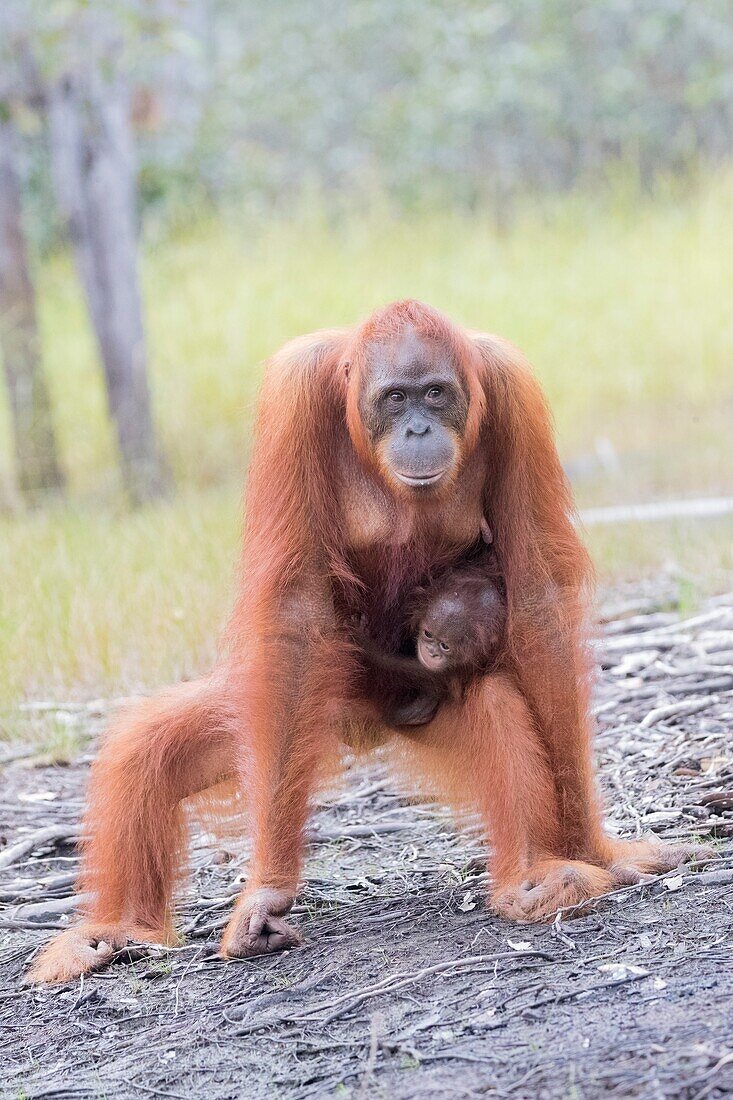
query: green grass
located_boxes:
[0,489,238,707]
[0,174,731,717]
[587,516,733,595]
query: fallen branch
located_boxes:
[309,823,409,841]
[0,825,79,870]
[693,869,733,887]
[4,892,90,922]
[598,633,693,655]
[700,792,733,812]
[293,950,552,1028]
[640,697,713,728]
[581,497,733,525]
[0,870,76,903]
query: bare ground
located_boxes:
[2,586,733,1100]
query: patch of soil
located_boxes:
[2,590,733,1099]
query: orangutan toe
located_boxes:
[220,887,302,959]
[492,860,614,923]
[607,839,715,887]
[24,924,131,985]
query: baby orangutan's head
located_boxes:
[415,581,505,674]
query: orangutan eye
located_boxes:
[440,641,450,652]
[387,390,406,405]
[423,629,433,639]
[426,386,444,402]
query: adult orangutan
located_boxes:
[27,299,707,983]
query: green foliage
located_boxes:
[192,0,733,208]
[3,0,733,232]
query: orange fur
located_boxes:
[26,300,709,984]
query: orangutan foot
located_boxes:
[605,837,714,886]
[492,859,614,923]
[219,887,303,959]
[25,923,134,984]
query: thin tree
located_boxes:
[47,60,168,504]
[0,107,64,503]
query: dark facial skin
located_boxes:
[416,595,478,671]
[359,327,469,490]
[416,616,464,671]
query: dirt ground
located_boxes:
[2,586,733,1100]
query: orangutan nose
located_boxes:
[405,416,430,436]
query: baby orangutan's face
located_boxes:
[416,619,462,672]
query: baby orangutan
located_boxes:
[354,561,506,728]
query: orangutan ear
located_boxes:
[343,360,351,381]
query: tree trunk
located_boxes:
[0,114,64,504]
[47,70,168,505]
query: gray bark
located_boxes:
[47,69,168,504]
[0,113,64,503]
